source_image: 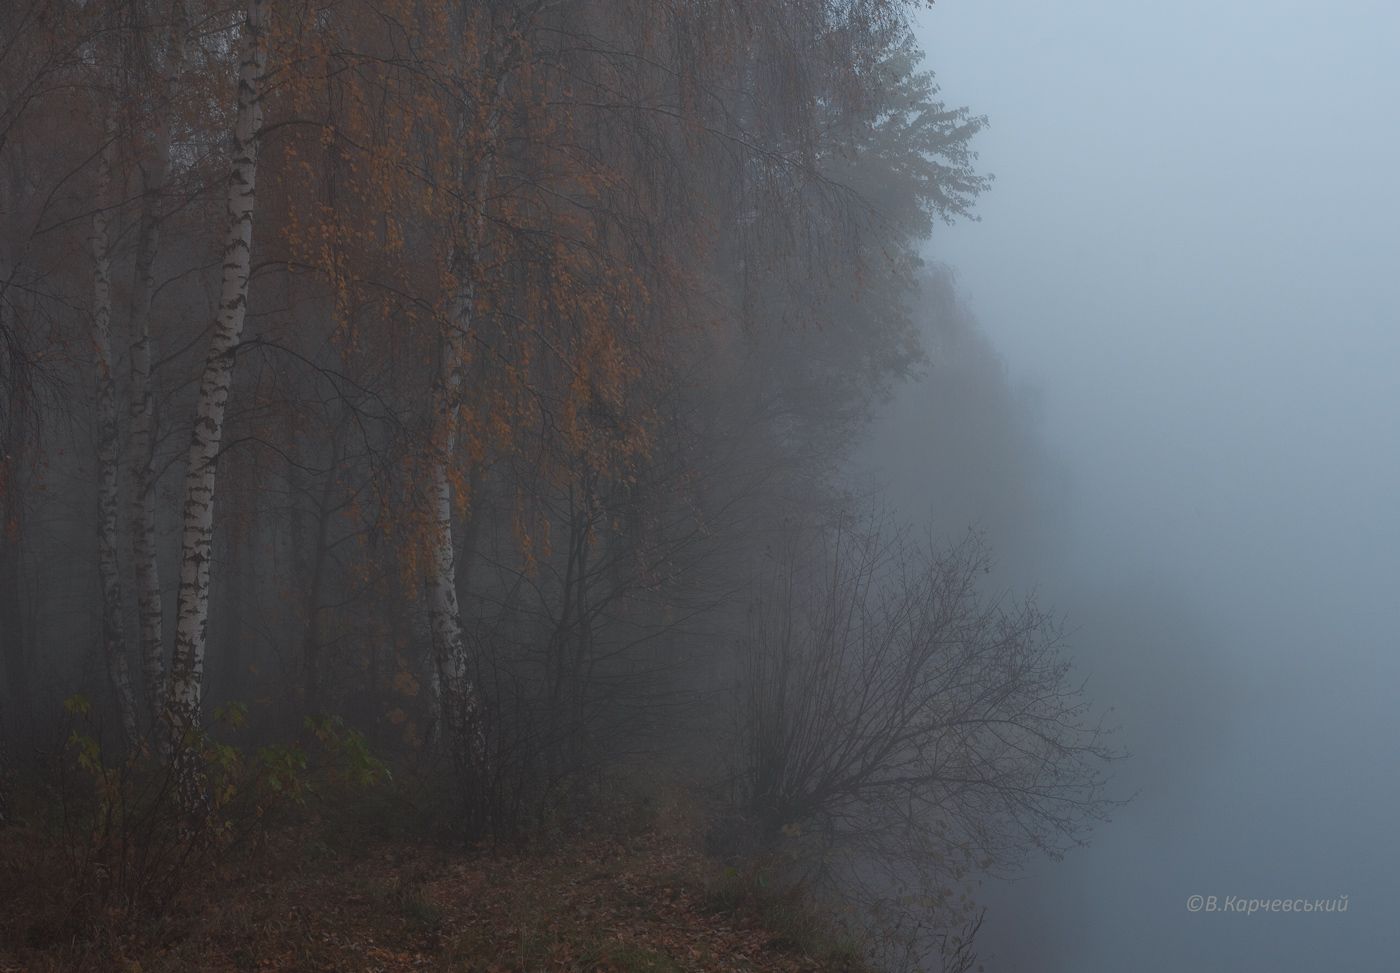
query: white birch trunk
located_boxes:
[127,2,186,731]
[91,121,140,745]
[424,67,499,787]
[426,271,485,786]
[166,0,267,755]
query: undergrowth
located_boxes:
[0,738,876,973]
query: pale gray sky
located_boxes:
[897,2,1400,968]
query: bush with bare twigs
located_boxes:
[729,520,1120,968]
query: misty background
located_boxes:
[853,1,1400,969]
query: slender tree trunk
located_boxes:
[426,271,485,796]
[0,733,8,825]
[91,123,140,745]
[167,0,267,776]
[0,272,22,827]
[0,504,27,723]
[128,1,185,729]
[0,275,30,718]
[425,82,499,802]
[298,447,336,714]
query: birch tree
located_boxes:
[426,264,485,793]
[90,113,140,744]
[127,0,187,728]
[166,0,268,765]
[422,9,512,800]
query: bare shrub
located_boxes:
[733,520,1120,967]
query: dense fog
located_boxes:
[857,2,1400,968]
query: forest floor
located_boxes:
[0,792,866,973]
